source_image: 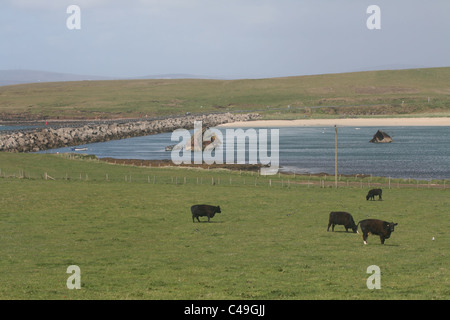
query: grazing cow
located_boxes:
[327,211,358,233]
[191,204,221,223]
[356,219,398,244]
[366,188,382,201]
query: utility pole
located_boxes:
[335,125,338,188]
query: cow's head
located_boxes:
[366,194,371,200]
[384,222,398,238]
[388,222,398,232]
[216,206,221,213]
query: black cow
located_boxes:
[366,188,382,201]
[191,204,221,223]
[356,219,398,244]
[327,211,358,233]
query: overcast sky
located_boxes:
[1,0,449,79]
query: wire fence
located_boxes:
[0,165,448,190]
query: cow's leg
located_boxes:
[192,215,195,223]
[363,233,368,245]
[379,194,382,201]
[207,215,210,222]
[196,216,201,222]
[327,222,331,231]
[380,236,385,244]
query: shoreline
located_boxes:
[98,158,375,178]
[217,117,450,128]
[3,116,449,129]
[96,158,447,182]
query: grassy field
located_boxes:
[0,153,448,299]
[0,67,449,120]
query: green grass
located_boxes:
[0,153,448,299]
[1,67,449,120]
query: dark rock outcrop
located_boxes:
[370,130,393,143]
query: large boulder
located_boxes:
[370,130,393,143]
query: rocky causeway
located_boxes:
[0,112,261,153]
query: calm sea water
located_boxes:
[0,125,45,132]
[31,126,450,180]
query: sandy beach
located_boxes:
[218,117,450,128]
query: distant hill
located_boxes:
[0,67,449,120]
[134,74,220,80]
[350,64,428,73]
[0,70,219,86]
[0,70,118,86]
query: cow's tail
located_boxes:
[355,222,367,243]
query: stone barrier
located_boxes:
[0,112,260,152]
